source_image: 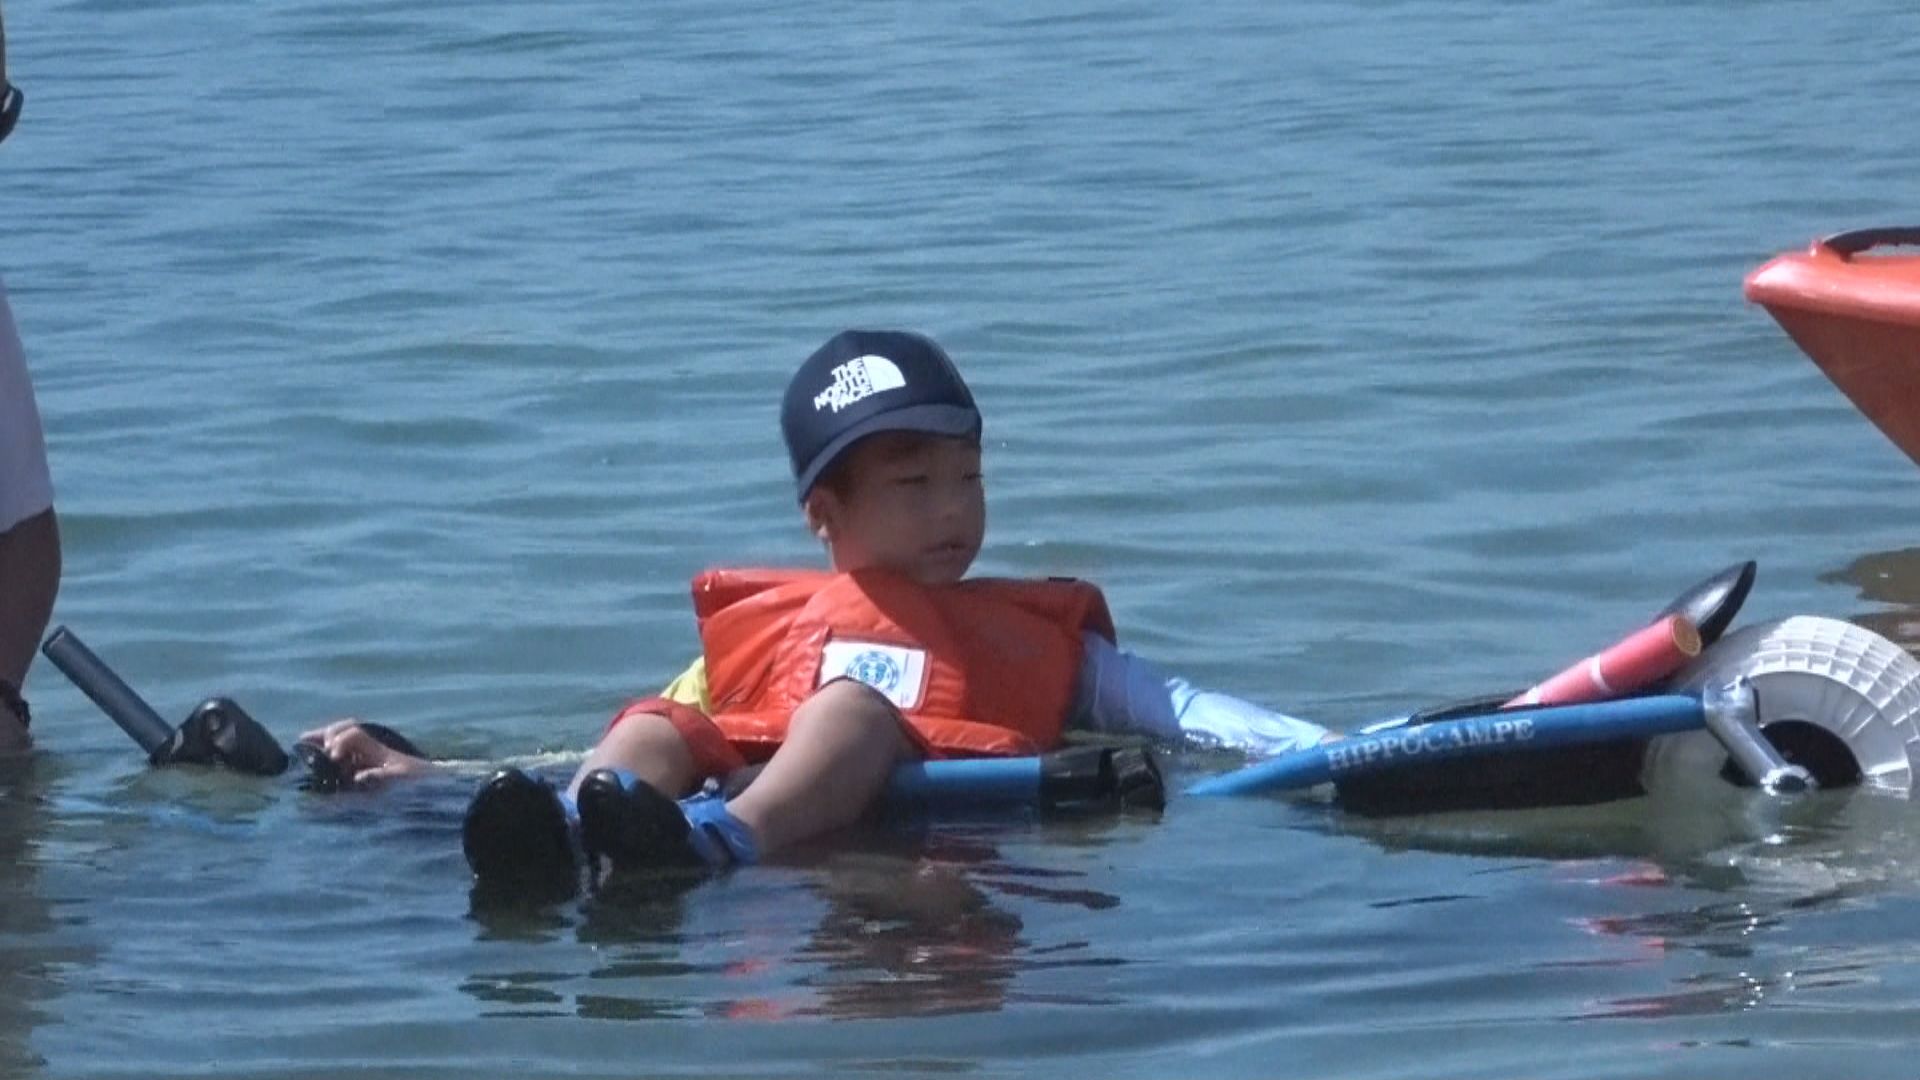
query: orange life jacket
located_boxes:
[695,567,1116,759]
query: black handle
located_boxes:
[1821,227,1920,257]
[40,627,175,758]
[1037,744,1165,811]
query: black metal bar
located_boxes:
[40,627,175,758]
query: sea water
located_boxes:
[5,1,1920,1076]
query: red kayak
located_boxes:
[1746,227,1920,468]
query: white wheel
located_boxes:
[1646,616,1920,794]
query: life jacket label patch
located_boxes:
[820,639,927,710]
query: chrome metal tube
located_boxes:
[1701,678,1815,794]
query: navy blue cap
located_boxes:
[782,330,982,499]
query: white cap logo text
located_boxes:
[814,354,907,413]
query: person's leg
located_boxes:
[0,275,59,704]
[466,703,717,891]
[579,679,918,870]
[567,709,701,801]
[0,506,60,687]
[722,678,917,854]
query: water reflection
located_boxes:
[1565,886,1882,1022]
[461,822,1127,1023]
[781,834,1130,1020]
[1557,792,1915,1022]
[1326,780,1783,866]
[773,843,1024,1021]
[1320,771,1920,1028]
[1823,546,1920,648]
[0,754,92,1075]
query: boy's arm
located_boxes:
[298,657,713,788]
[1072,632,1331,756]
[298,719,436,786]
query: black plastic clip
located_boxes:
[1038,744,1166,812]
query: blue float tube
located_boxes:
[886,743,1165,812]
[887,757,1043,805]
[1186,694,1707,798]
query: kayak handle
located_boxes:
[1820,227,1920,258]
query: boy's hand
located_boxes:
[298,719,432,786]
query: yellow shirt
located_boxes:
[658,656,710,711]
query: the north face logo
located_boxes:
[813,354,907,412]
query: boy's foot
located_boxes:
[461,768,579,900]
[577,769,707,872]
[577,769,759,874]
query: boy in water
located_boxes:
[307,330,1326,887]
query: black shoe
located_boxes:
[576,769,707,873]
[461,769,579,901]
